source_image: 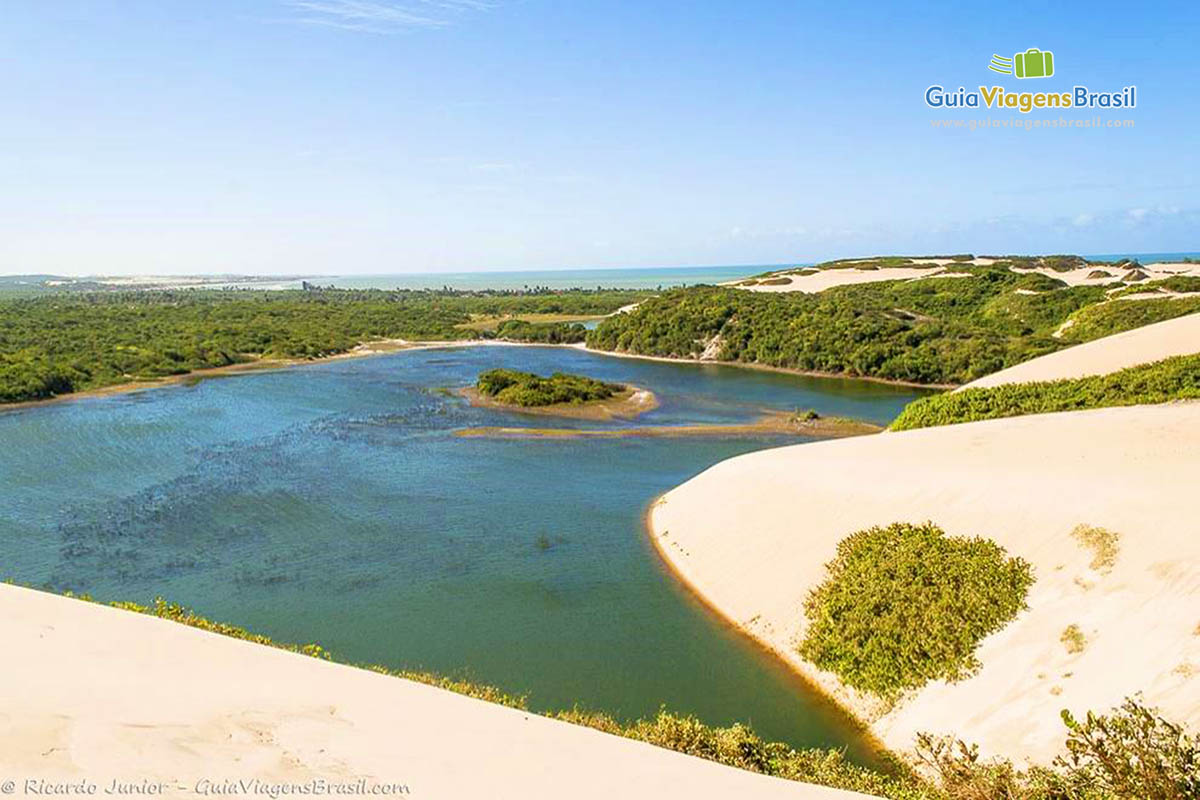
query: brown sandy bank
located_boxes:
[455,411,882,440]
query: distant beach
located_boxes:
[285,265,781,291]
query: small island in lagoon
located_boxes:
[460,368,660,419]
[458,368,883,438]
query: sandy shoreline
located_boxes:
[0,584,873,799]
[640,502,894,766]
[648,401,1200,765]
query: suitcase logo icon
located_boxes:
[989,48,1055,79]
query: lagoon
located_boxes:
[0,346,923,759]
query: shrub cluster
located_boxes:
[1071,524,1120,574]
[476,368,624,407]
[799,522,1035,698]
[917,698,1200,799]
[890,354,1200,431]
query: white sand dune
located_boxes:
[733,267,969,294]
[1009,261,1199,289]
[0,584,872,800]
[962,311,1200,389]
[649,401,1200,765]
[732,259,1199,295]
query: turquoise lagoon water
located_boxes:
[0,346,925,757]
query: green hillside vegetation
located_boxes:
[586,258,1200,384]
[891,355,1200,431]
[39,589,1199,799]
[587,267,1128,384]
[1144,275,1200,294]
[0,289,649,404]
[799,522,1034,698]
[1109,275,1200,298]
[476,368,624,407]
[1057,298,1200,343]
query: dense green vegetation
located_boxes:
[4,260,1195,404]
[492,318,588,343]
[1058,297,1200,343]
[586,260,1200,385]
[1158,275,1200,293]
[54,590,1200,799]
[799,522,1034,698]
[562,700,1200,799]
[891,355,1200,430]
[0,289,649,403]
[5,262,1195,403]
[476,368,624,406]
[1109,275,1200,297]
[586,268,1120,384]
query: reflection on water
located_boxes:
[0,346,924,758]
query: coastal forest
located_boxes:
[0,289,648,403]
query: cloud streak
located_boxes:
[282,0,498,34]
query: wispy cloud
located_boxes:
[282,0,498,34]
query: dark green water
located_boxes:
[0,346,923,758]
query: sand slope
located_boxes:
[649,402,1200,764]
[0,584,872,799]
[961,311,1200,389]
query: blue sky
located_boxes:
[1,0,1196,275]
